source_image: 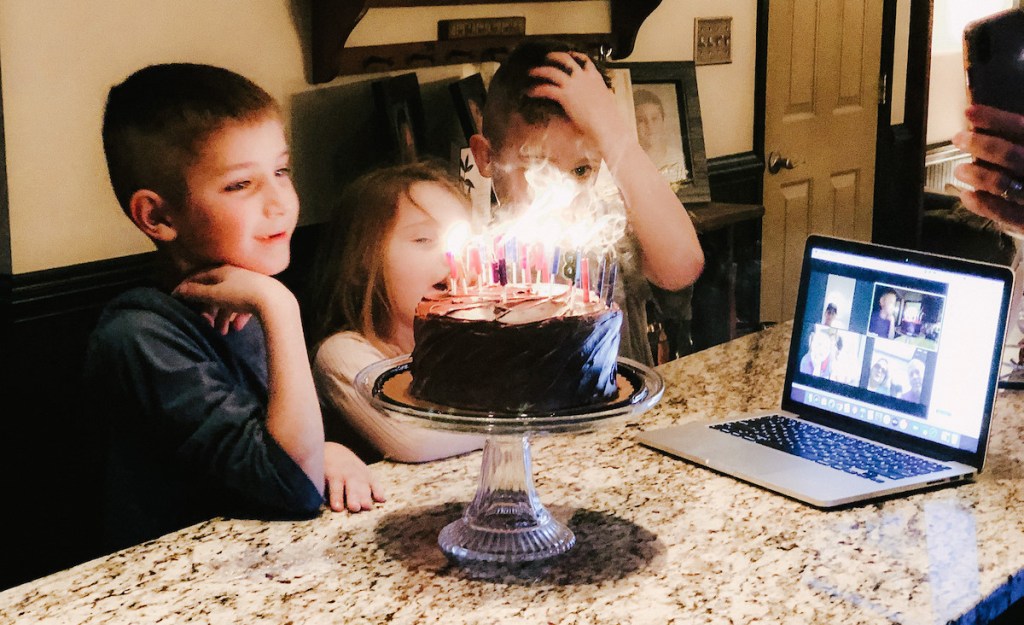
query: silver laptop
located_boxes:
[638,234,1014,508]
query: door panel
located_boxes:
[763,0,883,322]
[839,0,867,105]
[782,180,812,317]
[830,170,859,239]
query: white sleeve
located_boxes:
[312,333,484,463]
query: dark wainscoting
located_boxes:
[0,151,763,590]
[1,254,158,590]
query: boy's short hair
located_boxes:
[482,39,611,149]
[102,63,280,215]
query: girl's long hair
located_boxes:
[309,159,468,355]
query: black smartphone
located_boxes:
[963,7,1024,116]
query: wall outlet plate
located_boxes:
[694,17,732,66]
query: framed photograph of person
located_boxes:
[372,72,427,164]
[607,61,711,203]
[449,73,487,142]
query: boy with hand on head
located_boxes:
[87,63,383,551]
[469,40,704,365]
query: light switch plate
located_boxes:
[694,17,732,66]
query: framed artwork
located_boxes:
[450,143,492,226]
[608,61,711,203]
[372,72,427,164]
[449,73,487,141]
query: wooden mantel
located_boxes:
[310,0,663,83]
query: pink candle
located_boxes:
[527,242,541,283]
[446,250,459,284]
[468,247,482,284]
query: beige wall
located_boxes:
[890,0,910,126]
[0,0,755,274]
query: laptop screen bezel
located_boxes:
[780,234,1014,469]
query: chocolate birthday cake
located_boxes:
[409,283,622,413]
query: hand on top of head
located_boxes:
[953,104,1024,234]
[526,51,631,153]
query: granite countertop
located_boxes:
[4,322,1024,624]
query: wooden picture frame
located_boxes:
[608,61,711,204]
[372,72,428,164]
[449,73,487,142]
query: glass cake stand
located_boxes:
[354,356,664,563]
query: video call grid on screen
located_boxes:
[787,247,1007,453]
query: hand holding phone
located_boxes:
[953,8,1024,227]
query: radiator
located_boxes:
[924,144,973,194]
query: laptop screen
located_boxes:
[783,236,1013,460]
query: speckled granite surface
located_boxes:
[4,322,1024,624]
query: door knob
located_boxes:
[767,151,796,174]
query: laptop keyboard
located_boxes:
[711,414,950,483]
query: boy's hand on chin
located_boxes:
[324,442,386,512]
[196,309,252,335]
[173,265,289,334]
[526,51,631,149]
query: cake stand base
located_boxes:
[440,434,573,563]
[356,355,665,564]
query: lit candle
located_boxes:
[505,237,517,283]
[446,251,459,292]
[549,246,561,284]
[604,260,618,306]
[468,247,482,285]
[497,258,508,286]
[596,253,607,298]
[581,257,590,303]
[519,242,529,283]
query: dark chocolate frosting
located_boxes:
[409,284,621,413]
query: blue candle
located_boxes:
[596,253,607,297]
[604,261,618,306]
[549,246,561,282]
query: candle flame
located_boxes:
[445,220,472,254]
[441,157,627,297]
[487,160,626,257]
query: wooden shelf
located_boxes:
[686,201,765,234]
[310,0,663,83]
[318,33,614,79]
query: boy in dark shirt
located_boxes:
[87,63,383,550]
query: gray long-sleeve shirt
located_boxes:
[84,287,323,551]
